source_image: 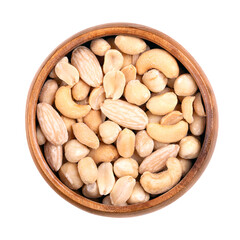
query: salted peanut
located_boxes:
[90,38,111,56]
[102,195,128,206]
[179,158,193,176]
[55,57,79,87]
[82,182,101,199]
[71,46,103,87]
[139,144,179,174]
[37,103,68,146]
[131,151,144,165]
[146,92,178,115]
[36,126,46,145]
[153,141,168,150]
[122,53,132,68]
[61,116,76,140]
[160,111,183,125]
[55,86,91,119]
[115,35,147,55]
[135,130,154,158]
[146,111,162,123]
[110,176,136,206]
[194,92,206,116]
[179,136,201,159]
[121,64,137,83]
[140,158,182,194]
[88,143,119,164]
[114,158,139,178]
[147,121,188,143]
[77,157,98,184]
[167,78,176,88]
[100,99,148,130]
[127,182,150,205]
[89,86,106,110]
[190,113,206,136]
[103,49,123,74]
[72,123,99,149]
[182,96,195,124]
[117,128,135,158]
[97,162,115,195]
[58,162,83,190]
[103,70,126,100]
[142,69,168,93]
[44,141,62,171]
[99,120,121,144]
[83,110,102,133]
[64,139,89,163]
[72,80,90,101]
[174,74,198,96]
[39,79,58,105]
[136,49,179,78]
[124,80,151,106]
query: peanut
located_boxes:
[39,79,58,105]
[121,64,137,83]
[82,182,101,199]
[190,113,206,136]
[160,111,183,125]
[194,92,206,117]
[103,49,123,74]
[113,158,139,178]
[174,74,198,96]
[90,38,111,56]
[99,120,121,144]
[89,86,106,110]
[72,80,90,101]
[127,182,150,205]
[179,136,201,159]
[135,130,154,157]
[36,126,46,145]
[83,110,103,134]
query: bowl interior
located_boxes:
[26,23,218,216]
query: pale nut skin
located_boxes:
[174,74,198,96]
[113,158,139,178]
[115,35,147,55]
[142,69,168,93]
[190,113,206,136]
[179,158,193,176]
[124,80,151,106]
[103,49,124,74]
[83,110,103,134]
[88,143,119,164]
[135,130,154,158]
[179,136,201,159]
[36,126,46,145]
[136,49,179,78]
[55,86,91,119]
[140,157,182,195]
[116,128,135,158]
[72,80,90,101]
[99,120,121,144]
[97,162,115,195]
[90,38,111,56]
[110,176,136,206]
[72,123,100,149]
[146,92,178,115]
[146,111,162,124]
[127,182,150,205]
[139,144,179,174]
[82,182,101,199]
[147,121,189,144]
[121,64,137,83]
[55,57,79,87]
[181,96,195,124]
[77,157,98,184]
[64,139,90,163]
[103,70,126,100]
[89,86,106,110]
[194,92,206,117]
[39,79,58,105]
[61,116,76,141]
[44,141,63,171]
[58,162,83,190]
[160,111,183,125]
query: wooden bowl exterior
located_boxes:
[25,23,218,217]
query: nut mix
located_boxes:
[36,35,206,206]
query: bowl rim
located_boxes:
[25,22,218,217]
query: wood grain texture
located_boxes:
[25,23,218,217]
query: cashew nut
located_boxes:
[181,96,195,124]
[136,49,179,78]
[147,121,189,143]
[140,157,182,194]
[55,86,91,119]
[194,92,206,117]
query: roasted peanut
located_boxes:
[83,110,103,134]
[103,49,123,74]
[135,130,154,157]
[194,92,206,116]
[179,136,201,159]
[82,182,101,199]
[121,64,137,83]
[127,182,150,205]
[36,126,46,145]
[72,79,90,101]
[99,120,121,144]
[89,86,106,110]
[113,158,139,178]
[90,38,111,56]
[174,74,198,96]
[160,111,183,125]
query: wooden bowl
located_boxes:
[25,23,218,217]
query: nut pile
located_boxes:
[36,35,206,206]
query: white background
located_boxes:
[0,0,239,239]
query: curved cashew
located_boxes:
[55,86,91,119]
[147,121,189,143]
[136,49,179,78]
[140,157,182,194]
[181,96,195,124]
[194,92,206,117]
